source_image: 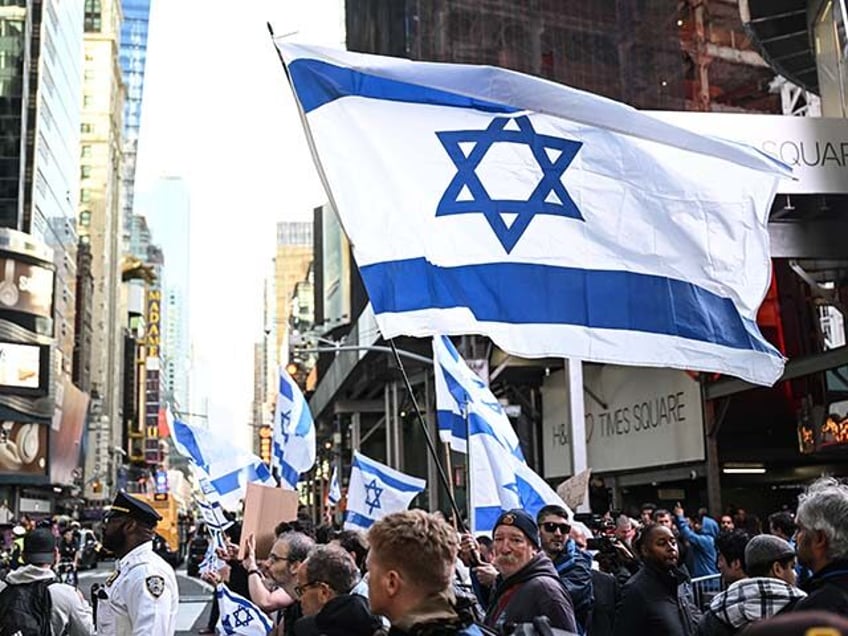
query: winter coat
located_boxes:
[0,564,95,636]
[551,539,594,635]
[675,515,719,579]
[613,562,701,636]
[293,594,384,636]
[696,577,806,636]
[588,569,619,636]
[794,559,848,615]
[484,552,577,633]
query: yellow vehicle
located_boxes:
[135,493,180,554]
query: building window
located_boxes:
[80,189,90,203]
[84,0,102,32]
[81,165,91,179]
[81,145,91,158]
[83,94,93,108]
[84,69,94,81]
[81,122,92,133]
[79,210,91,227]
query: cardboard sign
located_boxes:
[239,482,299,560]
[556,469,592,512]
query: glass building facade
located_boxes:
[119,0,151,246]
[813,0,848,117]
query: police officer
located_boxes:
[96,492,179,635]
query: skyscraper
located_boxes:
[119,0,151,247]
[274,222,313,367]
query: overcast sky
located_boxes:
[134,1,344,444]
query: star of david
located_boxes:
[232,607,254,628]
[364,478,384,515]
[436,115,583,253]
[280,409,292,443]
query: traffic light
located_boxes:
[258,426,272,465]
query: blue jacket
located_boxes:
[675,515,719,578]
[552,539,594,635]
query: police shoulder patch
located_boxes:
[145,575,165,598]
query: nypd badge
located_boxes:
[145,575,165,598]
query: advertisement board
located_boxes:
[321,204,351,329]
[0,342,49,395]
[650,112,848,195]
[0,421,48,476]
[49,379,89,484]
[0,257,54,318]
[542,364,705,476]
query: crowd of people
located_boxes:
[2,476,848,635]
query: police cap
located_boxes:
[105,491,162,528]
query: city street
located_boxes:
[78,560,215,634]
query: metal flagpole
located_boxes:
[387,340,467,531]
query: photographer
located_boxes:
[580,515,639,587]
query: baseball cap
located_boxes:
[745,534,796,571]
[24,528,56,564]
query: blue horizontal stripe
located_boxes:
[288,58,517,115]
[345,511,376,530]
[279,460,300,489]
[437,410,467,441]
[360,258,777,355]
[353,456,424,493]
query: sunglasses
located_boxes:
[542,522,571,534]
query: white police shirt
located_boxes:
[96,541,179,635]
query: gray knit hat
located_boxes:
[744,534,795,570]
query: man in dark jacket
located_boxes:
[483,509,577,633]
[537,505,593,635]
[293,544,383,636]
[793,477,848,615]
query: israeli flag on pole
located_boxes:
[275,42,792,386]
[344,452,425,531]
[432,336,569,532]
[199,539,225,577]
[272,365,316,490]
[433,335,523,458]
[327,464,341,506]
[216,584,274,636]
[196,498,232,533]
[170,415,275,511]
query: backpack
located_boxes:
[0,579,54,636]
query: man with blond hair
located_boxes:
[367,510,485,635]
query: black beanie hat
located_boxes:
[493,509,540,547]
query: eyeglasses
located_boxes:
[542,522,571,535]
[266,552,295,565]
[294,580,327,597]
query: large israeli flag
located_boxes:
[170,415,275,510]
[344,452,425,532]
[272,365,316,489]
[276,42,792,386]
[433,335,523,457]
[216,584,274,636]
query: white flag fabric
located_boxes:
[344,452,425,532]
[433,335,523,457]
[327,464,341,506]
[432,336,569,532]
[272,365,316,489]
[196,497,232,533]
[170,415,275,511]
[276,42,792,386]
[216,584,274,635]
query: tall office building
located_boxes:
[142,176,191,411]
[119,0,151,248]
[79,0,126,501]
[274,222,313,367]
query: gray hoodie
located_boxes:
[0,564,95,635]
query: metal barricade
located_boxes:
[690,573,723,611]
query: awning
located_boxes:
[740,0,819,94]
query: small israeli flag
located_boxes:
[344,452,425,531]
[328,464,342,506]
[433,335,523,458]
[272,365,316,489]
[199,539,224,577]
[216,584,274,636]
[197,498,232,533]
